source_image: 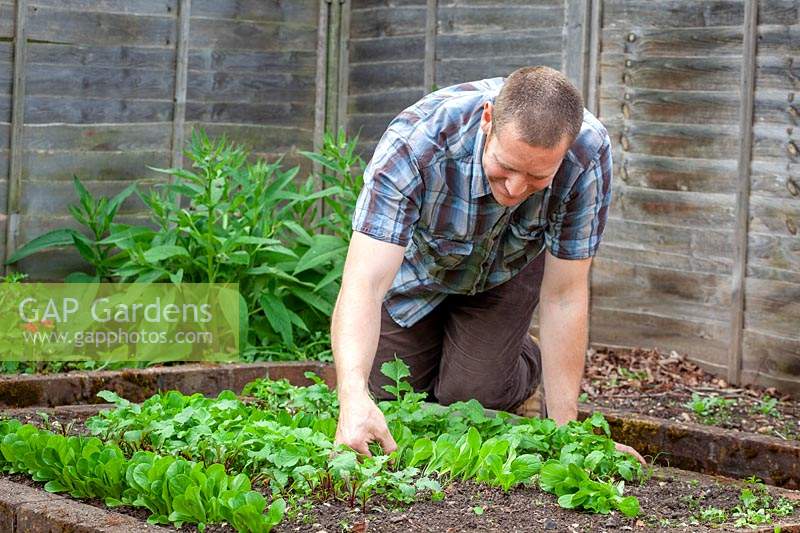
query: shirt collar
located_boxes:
[471,124,493,198]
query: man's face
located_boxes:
[480,103,571,207]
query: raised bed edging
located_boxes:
[578,405,800,490]
[0,478,170,533]
[0,362,336,408]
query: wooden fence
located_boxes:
[342,0,800,394]
[1,0,798,393]
[0,0,323,279]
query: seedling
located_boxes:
[752,395,781,418]
[685,393,736,425]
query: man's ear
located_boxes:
[480,102,494,134]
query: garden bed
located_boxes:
[2,467,799,532]
[581,346,800,440]
[2,373,800,533]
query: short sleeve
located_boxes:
[545,138,613,260]
[352,128,423,246]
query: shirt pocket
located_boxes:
[411,232,474,281]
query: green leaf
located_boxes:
[259,293,294,347]
[380,358,411,384]
[293,236,347,275]
[617,495,640,517]
[44,480,68,493]
[226,250,250,265]
[280,222,314,247]
[6,229,78,264]
[289,287,333,316]
[65,272,100,283]
[584,450,605,472]
[313,261,344,292]
[143,245,190,263]
[97,226,155,245]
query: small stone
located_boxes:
[544,518,558,530]
[658,481,666,487]
[680,412,691,422]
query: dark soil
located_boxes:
[3,467,798,532]
[582,347,800,440]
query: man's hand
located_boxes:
[615,441,647,467]
[335,391,397,457]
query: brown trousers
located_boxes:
[368,252,545,411]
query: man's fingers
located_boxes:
[375,427,398,455]
[615,442,647,467]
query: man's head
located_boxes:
[480,66,584,207]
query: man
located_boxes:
[332,66,644,464]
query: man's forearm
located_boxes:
[538,292,588,425]
[331,281,384,398]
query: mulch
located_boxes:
[581,347,800,440]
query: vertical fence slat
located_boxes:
[424,0,437,93]
[170,0,191,174]
[336,0,351,135]
[325,0,341,134]
[3,0,28,275]
[728,0,759,386]
[563,0,592,102]
[313,0,331,156]
[586,0,602,116]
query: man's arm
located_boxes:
[332,231,405,456]
[539,252,647,465]
[538,251,591,426]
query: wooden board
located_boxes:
[590,256,733,323]
[741,329,800,393]
[600,217,733,274]
[188,18,317,52]
[350,35,425,64]
[190,0,318,23]
[588,306,730,368]
[25,7,177,47]
[436,5,563,34]
[435,54,562,86]
[744,277,800,339]
[349,5,426,39]
[610,185,735,229]
[348,61,425,94]
[348,88,424,115]
[600,87,742,125]
[612,152,737,194]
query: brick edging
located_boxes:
[0,478,170,533]
[579,405,800,489]
[0,361,335,408]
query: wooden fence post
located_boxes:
[170,0,191,175]
[424,0,438,93]
[586,0,602,116]
[3,0,28,275]
[728,0,759,385]
[563,0,593,103]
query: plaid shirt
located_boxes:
[352,77,613,327]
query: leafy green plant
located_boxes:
[5,178,135,282]
[685,393,736,425]
[0,419,285,532]
[5,128,364,356]
[91,358,642,519]
[752,395,781,418]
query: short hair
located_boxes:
[493,66,584,149]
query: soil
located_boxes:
[2,468,797,532]
[581,347,800,440]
